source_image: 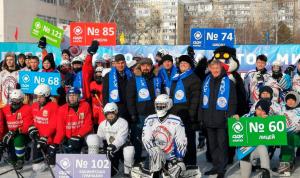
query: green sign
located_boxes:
[31,18,63,48]
[228,116,287,146]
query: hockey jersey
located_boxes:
[244,70,280,105]
[280,104,300,133]
[97,117,129,151]
[2,104,33,134]
[32,101,59,144]
[53,101,93,144]
[0,70,19,105]
[142,114,187,160]
[292,73,300,93]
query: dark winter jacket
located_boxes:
[103,70,131,119]
[170,72,201,123]
[198,70,237,129]
[232,71,249,116]
[126,72,164,117]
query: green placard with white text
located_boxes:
[228,115,287,146]
[31,17,63,48]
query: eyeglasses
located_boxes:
[214,53,230,59]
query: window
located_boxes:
[37,14,57,25]
[40,0,57,5]
[59,19,70,25]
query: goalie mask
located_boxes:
[155,94,173,119]
[103,103,118,125]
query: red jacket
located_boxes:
[53,100,93,144]
[0,109,6,141]
[82,54,94,100]
[32,101,58,144]
[90,81,105,124]
[2,104,33,134]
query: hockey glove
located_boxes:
[87,40,99,55]
[284,65,296,76]
[28,126,39,140]
[68,136,83,151]
[3,131,15,145]
[38,36,47,49]
[168,158,186,178]
[37,137,48,150]
[106,144,117,159]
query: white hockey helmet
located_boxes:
[10,89,24,102]
[34,84,51,97]
[86,134,102,154]
[154,94,173,118]
[272,60,282,67]
[72,55,84,64]
[60,59,71,66]
[103,103,118,114]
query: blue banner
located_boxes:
[1,43,300,72]
[190,28,235,50]
[19,71,61,95]
[0,42,62,65]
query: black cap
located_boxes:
[178,55,194,67]
[161,54,173,63]
[255,99,271,115]
[259,86,273,99]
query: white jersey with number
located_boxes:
[280,104,300,133]
[292,73,300,93]
[0,70,19,105]
[244,70,280,105]
[142,114,187,160]
[97,117,128,151]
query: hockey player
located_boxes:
[0,52,19,105]
[53,87,93,154]
[249,86,282,115]
[275,91,300,176]
[141,94,188,178]
[234,99,272,178]
[90,66,105,129]
[292,59,300,93]
[94,103,134,177]
[2,89,33,169]
[244,54,280,107]
[31,84,59,170]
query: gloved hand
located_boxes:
[37,137,48,150]
[48,144,58,165]
[38,36,47,49]
[256,72,264,84]
[87,40,99,55]
[91,90,99,95]
[68,136,83,151]
[106,144,117,159]
[168,158,186,178]
[28,126,39,140]
[3,131,15,145]
[284,65,296,76]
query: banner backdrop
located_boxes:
[1,43,300,72]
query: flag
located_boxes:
[14,27,18,41]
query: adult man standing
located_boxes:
[126,58,164,161]
[170,55,201,165]
[158,54,177,95]
[198,59,237,178]
[103,54,133,121]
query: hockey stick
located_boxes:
[39,146,55,178]
[2,158,24,178]
[0,168,14,176]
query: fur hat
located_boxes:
[178,55,194,67]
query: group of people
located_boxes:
[0,36,300,178]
